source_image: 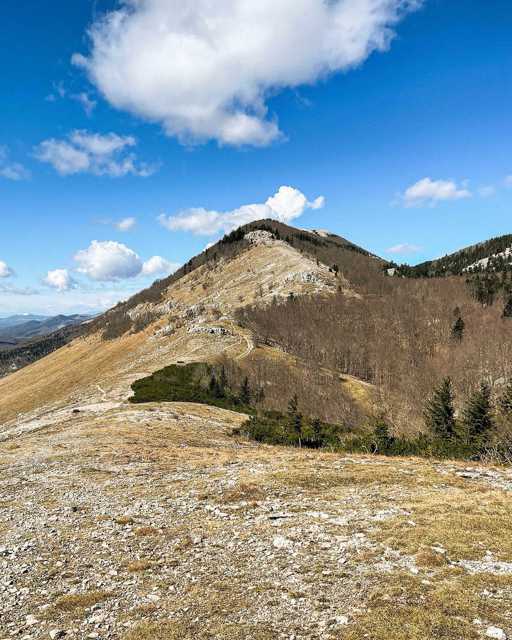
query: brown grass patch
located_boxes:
[339,572,512,640]
[272,463,412,493]
[374,489,512,561]
[221,481,265,503]
[415,548,449,568]
[135,526,160,537]
[126,560,152,573]
[55,590,111,612]
[123,621,275,640]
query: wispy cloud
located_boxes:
[478,185,496,198]
[386,243,422,255]
[72,92,97,117]
[0,146,30,181]
[0,283,39,296]
[114,217,136,231]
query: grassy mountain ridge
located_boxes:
[4,221,512,450]
[90,219,385,340]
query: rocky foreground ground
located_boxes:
[2,401,512,640]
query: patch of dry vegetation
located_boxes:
[375,487,512,561]
[340,571,512,640]
[124,621,275,640]
[54,590,111,612]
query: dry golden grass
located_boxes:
[54,590,111,612]
[272,462,414,493]
[375,487,512,561]
[134,526,160,537]
[0,332,144,424]
[415,547,449,568]
[126,560,152,573]
[339,571,512,640]
[221,481,265,503]
[123,621,275,640]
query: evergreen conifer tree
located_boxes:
[311,418,322,445]
[499,379,512,417]
[288,394,298,416]
[451,316,465,342]
[424,378,456,439]
[462,382,494,446]
[219,366,228,391]
[288,394,302,446]
[503,296,512,318]
[239,376,251,405]
[373,420,393,453]
[208,374,218,397]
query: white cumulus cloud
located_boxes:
[74,240,176,282]
[72,0,422,146]
[158,185,325,236]
[0,260,14,278]
[142,255,180,276]
[43,269,77,291]
[402,178,472,207]
[75,240,143,281]
[35,130,156,177]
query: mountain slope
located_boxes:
[0,226,375,430]
[394,233,512,277]
[2,392,511,640]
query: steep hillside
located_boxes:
[0,227,373,431]
[89,219,384,341]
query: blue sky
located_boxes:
[1,0,512,315]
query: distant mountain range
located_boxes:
[0,314,91,344]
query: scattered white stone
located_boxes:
[273,535,293,550]
[244,230,276,245]
[486,626,507,640]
